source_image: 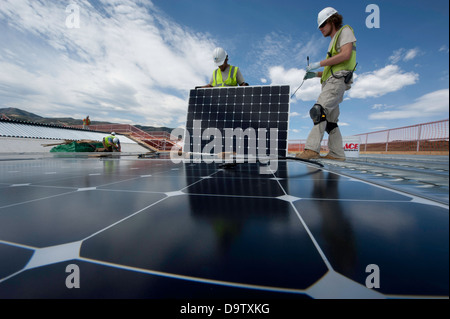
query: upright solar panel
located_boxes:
[185,85,290,160]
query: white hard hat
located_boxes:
[113,137,119,144]
[317,7,338,29]
[213,47,227,66]
[111,132,116,135]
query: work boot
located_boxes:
[322,153,346,161]
[295,149,320,160]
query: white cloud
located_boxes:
[247,31,326,86]
[371,126,388,130]
[371,104,385,110]
[268,66,321,101]
[389,48,421,64]
[388,49,403,64]
[349,65,418,99]
[371,103,394,110]
[251,32,322,69]
[439,45,449,53]
[369,89,449,120]
[404,48,420,61]
[0,0,217,127]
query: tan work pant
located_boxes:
[305,75,351,158]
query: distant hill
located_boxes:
[0,107,174,134]
[0,108,44,122]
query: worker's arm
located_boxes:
[320,42,353,67]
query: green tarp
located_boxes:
[50,141,103,152]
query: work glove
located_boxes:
[303,71,317,80]
[306,61,321,72]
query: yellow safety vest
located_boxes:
[212,65,239,87]
[321,25,357,84]
[104,135,115,147]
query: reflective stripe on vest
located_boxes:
[321,25,357,84]
[212,65,238,87]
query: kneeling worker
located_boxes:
[102,132,121,152]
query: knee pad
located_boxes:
[310,104,326,125]
[326,121,338,134]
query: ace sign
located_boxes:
[343,136,361,158]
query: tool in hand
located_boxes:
[290,56,310,99]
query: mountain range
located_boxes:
[0,107,173,134]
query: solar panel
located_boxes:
[184,85,290,162]
[1,157,448,299]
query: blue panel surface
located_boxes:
[0,157,448,300]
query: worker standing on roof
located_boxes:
[82,116,91,129]
[297,7,356,161]
[102,132,121,152]
[198,47,249,88]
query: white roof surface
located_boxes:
[0,120,153,153]
[0,121,135,143]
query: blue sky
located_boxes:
[0,0,448,139]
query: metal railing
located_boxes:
[288,119,449,154]
[71,124,177,151]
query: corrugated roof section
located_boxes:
[0,120,136,143]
